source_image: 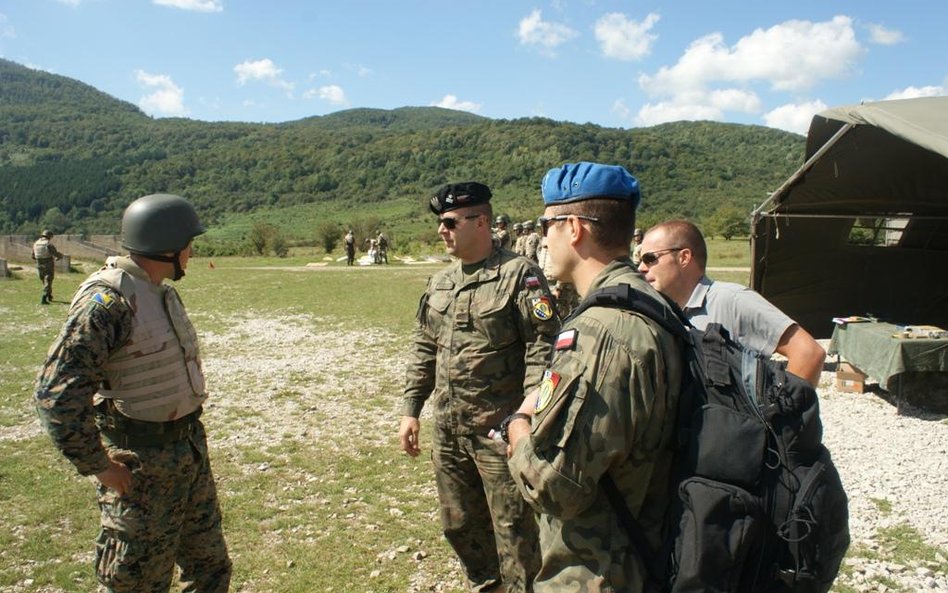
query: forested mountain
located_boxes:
[0,58,805,244]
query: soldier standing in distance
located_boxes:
[32,229,64,304]
[512,221,525,256]
[344,229,356,266]
[523,220,541,263]
[34,194,232,593]
[506,162,683,592]
[493,214,511,250]
[399,181,560,593]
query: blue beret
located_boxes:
[541,162,640,208]
[430,182,492,215]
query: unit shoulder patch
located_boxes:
[535,369,561,414]
[530,296,554,321]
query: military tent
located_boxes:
[750,97,948,338]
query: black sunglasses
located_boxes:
[640,247,684,266]
[438,213,482,229]
[536,214,601,236]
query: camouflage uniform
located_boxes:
[537,239,578,319]
[524,231,541,263]
[494,228,511,251]
[404,246,560,593]
[34,256,231,593]
[32,235,63,303]
[508,260,683,592]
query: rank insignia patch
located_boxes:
[524,276,541,289]
[92,292,114,309]
[531,296,554,321]
[535,369,561,413]
[554,329,578,350]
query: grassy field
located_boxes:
[9,244,912,593]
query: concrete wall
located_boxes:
[0,234,122,267]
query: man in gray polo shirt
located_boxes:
[638,220,825,387]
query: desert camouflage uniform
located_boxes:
[404,246,560,593]
[494,228,511,251]
[508,260,683,592]
[513,233,526,257]
[32,236,63,303]
[524,231,541,263]
[537,239,578,319]
[34,257,231,593]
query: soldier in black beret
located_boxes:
[401,181,560,592]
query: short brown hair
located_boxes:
[548,198,636,253]
[650,220,708,269]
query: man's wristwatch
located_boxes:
[500,412,532,444]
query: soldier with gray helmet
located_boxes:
[523,220,541,263]
[34,194,232,593]
[493,214,512,250]
[631,227,644,266]
[32,229,64,304]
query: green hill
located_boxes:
[0,57,804,249]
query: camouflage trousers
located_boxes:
[36,260,55,302]
[96,421,232,593]
[432,428,540,593]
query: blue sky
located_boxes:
[1,0,945,134]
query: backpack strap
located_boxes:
[576,283,692,593]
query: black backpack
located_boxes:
[572,283,850,593]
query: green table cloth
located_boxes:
[828,321,948,390]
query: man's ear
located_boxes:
[678,247,694,267]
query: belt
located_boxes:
[98,404,202,448]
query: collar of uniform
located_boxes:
[109,255,153,282]
[585,257,638,294]
[453,246,504,288]
[683,274,713,313]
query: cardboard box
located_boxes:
[836,362,866,393]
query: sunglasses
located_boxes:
[438,213,482,229]
[640,247,684,266]
[536,214,601,236]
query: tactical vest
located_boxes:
[33,238,51,259]
[77,258,207,422]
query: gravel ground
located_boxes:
[7,316,946,592]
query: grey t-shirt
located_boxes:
[683,275,794,357]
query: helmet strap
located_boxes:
[138,251,186,281]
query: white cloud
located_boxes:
[55,0,82,6]
[594,12,659,61]
[763,100,827,134]
[633,88,761,126]
[233,58,294,95]
[517,9,578,56]
[884,85,945,100]
[303,84,349,106]
[431,95,482,113]
[152,0,223,12]
[134,70,188,117]
[640,16,863,95]
[866,23,905,46]
[0,14,15,39]
[611,99,632,121]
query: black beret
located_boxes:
[429,182,492,215]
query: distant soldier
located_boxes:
[344,229,356,266]
[523,219,541,263]
[34,194,232,592]
[513,222,525,256]
[493,215,512,250]
[631,227,644,266]
[32,229,64,304]
[376,230,389,264]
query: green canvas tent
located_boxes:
[751,97,948,338]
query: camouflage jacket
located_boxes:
[524,232,541,262]
[403,247,560,433]
[34,259,147,476]
[508,259,683,592]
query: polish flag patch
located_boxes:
[554,329,578,350]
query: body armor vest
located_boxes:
[77,257,207,422]
[33,238,51,259]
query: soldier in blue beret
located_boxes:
[401,180,561,592]
[506,162,684,592]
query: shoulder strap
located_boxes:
[568,283,691,341]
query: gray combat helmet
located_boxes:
[121,194,205,255]
[40,229,53,238]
